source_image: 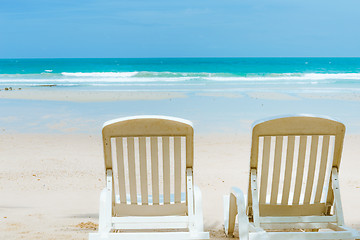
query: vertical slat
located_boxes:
[326,173,334,215]
[332,128,345,168]
[151,137,159,205]
[162,137,171,204]
[331,168,345,226]
[314,135,330,203]
[174,136,182,203]
[281,136,295,204]
[127,137,137,204]
[260,136,271,204]
[116,137,127,204]
[186,134,193,168]
[270,136,283,204]
[326,136,335,214]
[251,169,261,227]
[304,136,319,204]
[293,136,307,204]
[139,137,148,204]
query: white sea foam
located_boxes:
[1,72,360,85]
[61,72,139,77]
[303,73,360,80]
[59,72,360,81]
[0,77,192,83]
[204,73,360,82]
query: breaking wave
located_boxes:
[1,72,360,85]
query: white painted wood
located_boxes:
[162,137,171,204]
[250,169,260,228]
[259,215,337,223]
[115,138,126,203]
[258,203,326,216]
[112,216,189,229]
[266,231,353,240]
[90,116,209,240]
[223,194,233,236]
[224,187,250,239]
[194,184,204,232]
[314,135,329,203]
[151,137,160,205]
[282,136,295,205]
[127,137,137,204]
[102,116,194,169]
[186,168,195,232]
[261,222,330,230]
[175,137,182,203]
[114,202,187,216]
[260,136,271,204]
[97,170,113,233]
[99,170,113,232]
[138,137,148,204]
[293,135,307,205]
[270,136,282,205]
[331,168,344,226]
[224,115,359,240]
[103,115,194,129]
[304,136,319,204]
[235,187,250,240]
[90,232,209,240]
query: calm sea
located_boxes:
[1,58,360,93]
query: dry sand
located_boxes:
[0,133,359,239]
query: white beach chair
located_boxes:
[89,115,209,240]
[224,115,360,240]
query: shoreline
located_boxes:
[2,89,360,134]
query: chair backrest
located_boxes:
[102,116,193,216]
[249,115,345,217]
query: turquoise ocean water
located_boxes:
[1,58,360,134]
[1,58,360,92]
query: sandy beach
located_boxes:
[0,132,359,240]
[1,84,360,240]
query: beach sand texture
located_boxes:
[0,133,359,240]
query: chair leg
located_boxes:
[224,187,251,239]
[194,184,205,232]
[98,188,111,233]
[224,194,237,237]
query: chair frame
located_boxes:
[224,115,360,240]
[89,115,209,240]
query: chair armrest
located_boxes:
[224,187,249,239]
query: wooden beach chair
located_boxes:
[224,115,360,240]
[89,116,209,240]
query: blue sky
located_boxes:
[0,0,359,58]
